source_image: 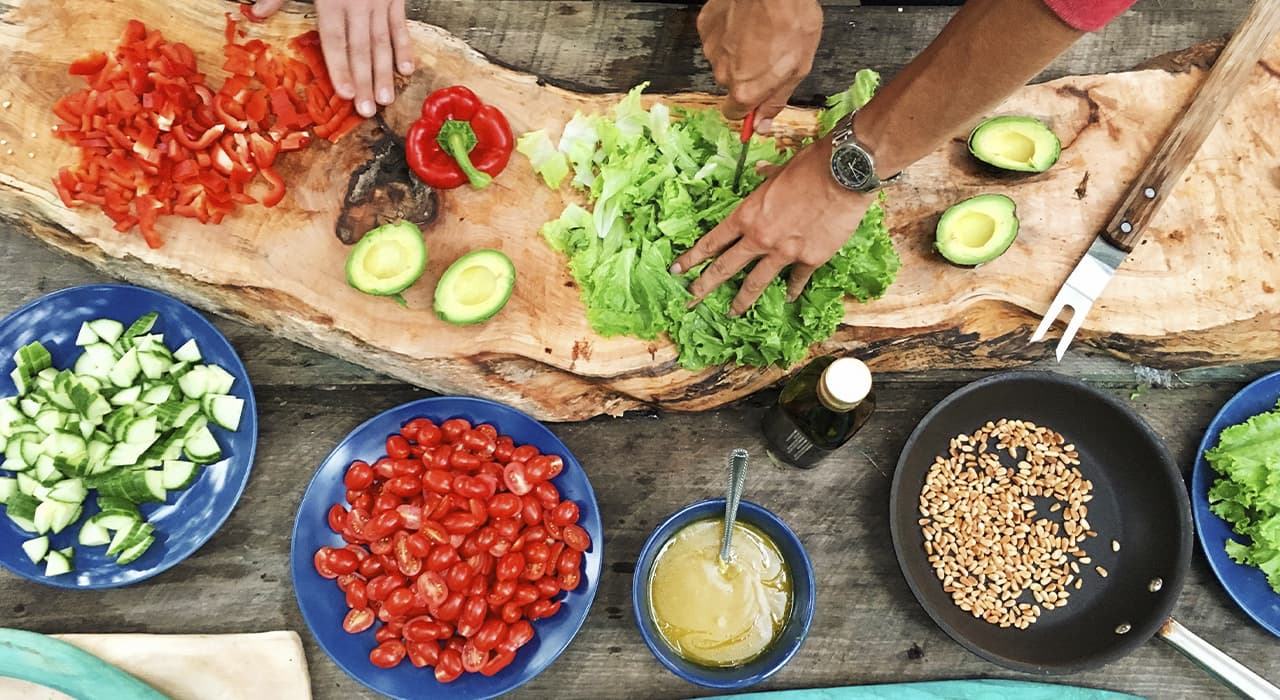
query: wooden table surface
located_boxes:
[2,1,1278,698]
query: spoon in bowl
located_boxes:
[719,448,750,565]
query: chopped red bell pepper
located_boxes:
[69,52,108,76]
[405,86,513,190]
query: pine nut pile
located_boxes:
[918,419,1100,629]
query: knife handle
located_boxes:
[1101,0,1280,253]
[740,111,755,143]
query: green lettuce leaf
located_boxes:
[818,69,881,136]
[516,130,570,189]
[1205,399,1280,593]
[529,75,899,371]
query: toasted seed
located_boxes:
[1112,540,1120,552]
[1096,566,1109,578]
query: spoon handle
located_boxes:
[720,448,750,563]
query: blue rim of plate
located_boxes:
[0,284,258,589]
[1191,368,1280,637]
[290,396,603,700]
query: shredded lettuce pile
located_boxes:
[517,71,898,371]
[1205,400,1280,593]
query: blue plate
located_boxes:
[1191,369,1280,637]
[290,397,602,700]
[0,284,257,589]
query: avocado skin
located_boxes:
[434,249,516,326]
[934,194,1020,267]
[345,220,429,297]
[967,116,1061,173]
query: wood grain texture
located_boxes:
[1,0,1277,421]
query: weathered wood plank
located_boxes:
[3,377,1277,699]
[403,0,1253,97]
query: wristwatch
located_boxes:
[829,110,901,193]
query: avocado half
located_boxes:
[935,194,1019,266]
[967,116,1061,173]
[434,249,516,325]
[345,221,428,298]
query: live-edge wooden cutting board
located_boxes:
[0,0,1276,421]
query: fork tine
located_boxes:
[1054,300,1092,362]
[1030,296,1068,343]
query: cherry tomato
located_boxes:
[480,649,515,676]
[417,423,443,448]
[390,459,421,477]
[434,591,465,621]
[496,552,524,582]
[453,475,488,499]
[487,578,517,606]
[445,561,474,592]
[367,573,406,602]
[503,462,532,496]
[369,536,393,556]
[375,625,399,643]
[543,520,564,541]
[461,639,488,673]
[457,595,486,637]
[475,424,498,440]
[435,647,463,683]
[527,599,560,620]
[395,538,423,577]
[520,495,542,526]
[348,493,373,513]
[343,608,374,634]
[473,618,508,652]
[563,524,591,552]
[473,472,500,498]
[504,619,535,650]
[421,520,450,546]
[358,555,384,578]
[326,547,359,575]
[384,587,415,617]
[386,435,411,459]
[373,492,401,514]
[413,569,448,607]
[423,469,453,493]
[404,532,432,558]
[450,450,482,471]
[493,437,515,462]
[345,581,368,609]
[406,639,440,668]
[443,512,481,535]
[327,504,348,532]
[557,549,582,575]
[313,548,339,578]
[467,552,494,578]
[559,569,581,591]
[440,418,470,443]
[525,457,551,483]
[550,500,580,527]
[511,445,539,463]
[544,455,565,479]
[426,544,459,572]
[386,475,421,497]
[430,445,453,470]
[534,480,559,504]
[344,461,374,490]
[365,511,403,540]
[370,640,406,669]
[373,457,398,480]
[512,584,539,607]
[462,430,496,459]
[536,576,561,599]
[395,504,422,530]
[525,541,551,564]
[501,601,523,624]
[492,518,521,541]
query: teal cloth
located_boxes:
[702,679,1145,700]
[0,628,170,700]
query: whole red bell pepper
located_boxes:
[405,86,513,190]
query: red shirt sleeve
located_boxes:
[1042,0,1137,32]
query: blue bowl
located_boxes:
[1191,369,1280,637]
[0,284,257,589]
[631,498,815,689]
[290,396,603,700]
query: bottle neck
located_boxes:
[817,375,862,413]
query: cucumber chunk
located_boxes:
[203,394,244,431]
[183,425,222,464]
[74,322,98,346]
[21,535,49,564]
[173,339,201,363]
[161,460,199,490]
[114,534,155,565]
[87,318,125,345]
[78,518,111,546]
[43,547,73,576]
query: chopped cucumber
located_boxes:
[173,339,201,363]
[2,311,244,576]
[78,518,111,546]
[43,547,73,576]
[21,535,49,564]
[74,322,98,346]
[87,318,124,345]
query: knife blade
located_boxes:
[731,111,755,194]
[1030,0,1280,361]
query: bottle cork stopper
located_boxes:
[818,357,872,412]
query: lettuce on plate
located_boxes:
[529,74,898,371]
[1205,399,1280,593]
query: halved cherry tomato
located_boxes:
[536,576,561,599]
[461,639,488,673]
[503,462,532,496]
[434,591,465,621]
[326,547,360,575]
[564,524,591,552]
[367,573,406,602]
[384,587,416,617]
[473,618,507,652]
[343,608,374,634]
[386,435,411,459]
[551,500,579,527]
[559,569,581,591]
[487,579,517,606]
[313,548,339,579]
[440,418,471,443]
[445,561,474,592]
[365,510,403,540]
[370,640,406,669]
[511,445,539,463]
[479,649,515,676]
[327,504,348,532]
[344,461,373,489]
[406,639,440,668]
[435,647,463,683]
[424,469,453,493]
[345,581,368,609]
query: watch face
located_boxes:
[831,144,876,192]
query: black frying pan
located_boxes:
[889,371,1278,696]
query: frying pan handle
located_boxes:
[1159,618,1280,699]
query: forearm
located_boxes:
[856,0,1085,177]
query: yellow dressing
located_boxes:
[647,518,792,667]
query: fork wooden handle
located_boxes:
[1102,0,1280,253]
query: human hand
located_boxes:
[696,0,823,133]
[249,0,415,118]
[669,139,872,317]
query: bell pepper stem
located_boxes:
[437,119,492,189]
